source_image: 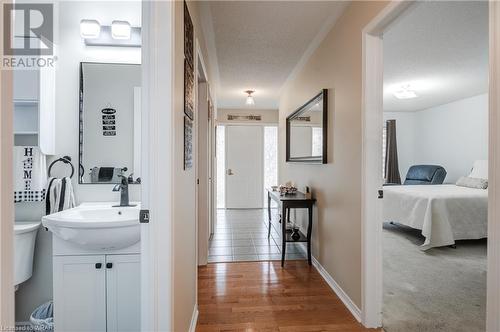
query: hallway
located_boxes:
[197,261,378,331]
[208,209,307,263]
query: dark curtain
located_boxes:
[385,120,401,184]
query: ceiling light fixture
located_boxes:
[111,20,132,40]
[245,90,255,106]
[80,19,101,39]
[393,85,418,99]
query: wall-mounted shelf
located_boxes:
[13,62,56,154]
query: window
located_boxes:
[264,126,278,207]
[216,125,225,209]
[382,123,387,179]
[312,127,323,157]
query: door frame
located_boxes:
[0,16,15,326]
[141,1,174,330]
[361,1,500,330]
[196,40,209,266]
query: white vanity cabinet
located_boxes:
[53,253,140,332]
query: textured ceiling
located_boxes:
[208,1,348,109]
[383,1,488,112]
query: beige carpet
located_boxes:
[383,222,486,332]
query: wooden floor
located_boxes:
[197,261,380,331]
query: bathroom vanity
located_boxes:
[43,203,141,332]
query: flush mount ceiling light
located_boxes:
[80,19,101,39]
[393,85,418,99]
[245,90,255,106]
[111,20,132,40]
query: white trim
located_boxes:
[487,1,500,331]
[141,1,174,331]
[188,307,199,332]
[312,257,361,322]
[197,1,220,108]
[0,36,15,328]
[361,3,413,327]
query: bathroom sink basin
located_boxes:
[42,202,141,250]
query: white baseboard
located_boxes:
[189,306,199,332]
[312,256,362,322]
[295,243,361,322]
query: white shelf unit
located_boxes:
[13,64,56,155]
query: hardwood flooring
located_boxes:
[197,261,380,331]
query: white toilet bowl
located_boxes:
[14,221,41,290]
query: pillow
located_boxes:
[469,160,488,180]
[456,176,488,189]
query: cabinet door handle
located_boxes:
[95,263,102,269]
[106,263,113,269]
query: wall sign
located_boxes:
[102,107,117,136]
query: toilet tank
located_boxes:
[14,221,41,287]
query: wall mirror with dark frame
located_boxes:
[286,89,328,164]
[79,62,141,184]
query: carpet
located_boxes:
[383,222,486,332]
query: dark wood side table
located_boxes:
[267,188,316,267]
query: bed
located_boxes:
[383,161,489,250]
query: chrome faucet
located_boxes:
[112,174,136,207]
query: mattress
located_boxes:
[383,184,488,250]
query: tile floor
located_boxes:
[208,208,307,263]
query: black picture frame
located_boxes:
[184,59,194,120]
[184,115,193,170]
[286,89,328,164]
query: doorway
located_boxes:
[208,123,298,263]
[361,1,500,331]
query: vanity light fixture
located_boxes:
[81,19,141,47]
[80,19,101,39]
[111,20,132,40]
[245,90,255,106]
[393,85,418,99]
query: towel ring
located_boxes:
[48,156,75,179]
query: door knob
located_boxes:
[106,263,113,269]
[227,169,234,176]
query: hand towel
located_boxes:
[14,146,47,203]
[46,177,76,215]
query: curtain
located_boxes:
[385,120,401,184]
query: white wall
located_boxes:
[384,93,488,183]
[15,1,141,321]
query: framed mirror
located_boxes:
[79,62,141,184]
[286,89,328,164]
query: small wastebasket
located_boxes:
[29,301,54,331]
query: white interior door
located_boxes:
[225,126,263,208]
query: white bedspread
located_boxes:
[383,185,488,250]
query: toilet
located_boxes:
[14,221,41,290]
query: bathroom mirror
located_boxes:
[79,62,141,184]
[286,89,328,164]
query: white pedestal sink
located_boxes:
[42,202,141,250]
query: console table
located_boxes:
[267,188,316,266]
